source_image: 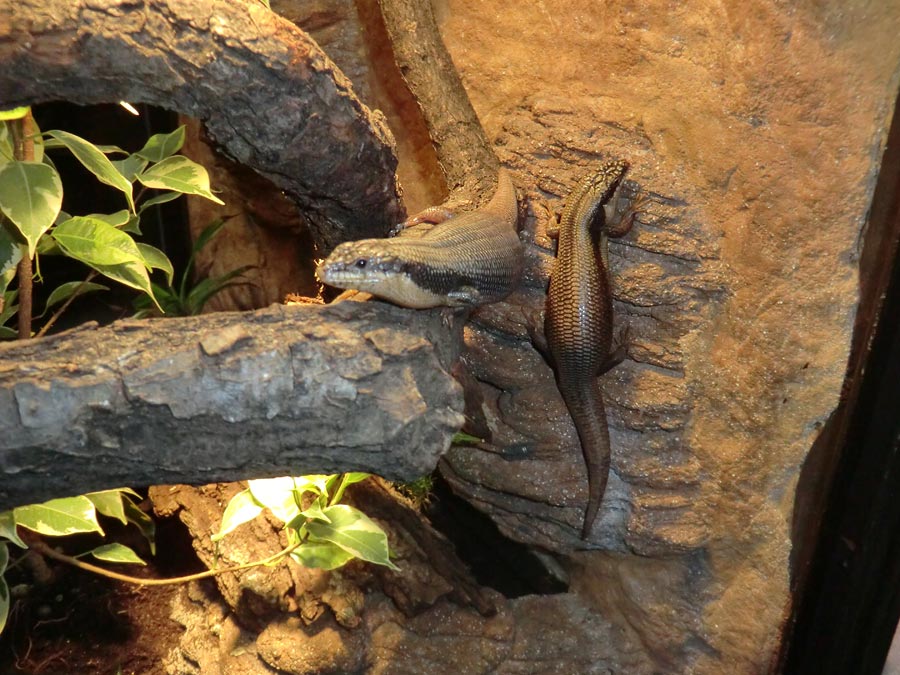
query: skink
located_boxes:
[545,159,636,538]
[316,170,524,309]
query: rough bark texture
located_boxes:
[375,0,499,205]
[0,0,404,254]
[0,301,464,509]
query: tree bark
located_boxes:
[0,0,404,254]
[376,0,498,205]
[0,301,465,510]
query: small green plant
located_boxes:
[214,473,399,571]
[0,474,398,639]
[0,107,224,338]
[0,489,154,635]
[394,475,435,508]
[132,216,253,318]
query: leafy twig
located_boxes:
[35,271,98,339]
[30,539,302,587]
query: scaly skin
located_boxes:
[316,170,523,309]
[545,159,634,539]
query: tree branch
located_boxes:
[0,0,404,253]
[0,301,465,510]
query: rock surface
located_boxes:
[431,0,900,671]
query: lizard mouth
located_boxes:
[316,262,357,287]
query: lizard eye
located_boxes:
[354,258,368,269]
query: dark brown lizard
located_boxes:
[545,159,638,538]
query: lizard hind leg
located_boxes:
[598,324,631,375]
[389,206,456,236]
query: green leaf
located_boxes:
[122,498,155,556]
[89,543,146,565]
[0,125,12,167]
[212,489,265,542]
[178,217,230,298]
[121,215,142,235]
[86,489,130,525]
[0,289,18,328]
[191,217,229,255]
[111,154,148,182]
[0,541,7,573]
[291,541,355,570]
[92,144,128,156]
[13,495,103,537]
[42,139,126,156]
[248,477,302,524]
[0,566,8,635]
[135,126,186,162]
[132,282,181,318]
[306,505,399,571]
[87,210,131,228]
[337,472,370,487]
[45,130,135,212]
[86,208,139,235]
[136,243,174,286]
[453,432,483,444]
[138,191,182,214]
[53,216,140,265]
[0,511,25,548]
[0,223,22,281]
[0,160,62,257]
[184,267,251,315]
[0,107,29,121]
[52,217,159,308]
[40,280,108,318]
[286,497,330,531]
[137,156,224,205]
[35,234,61,256]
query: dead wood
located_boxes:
[0,0,404,254]
[0,302,465,510]
[376,0,500,207]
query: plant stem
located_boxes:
[330,474,351,506]
[11,111,35,339]
[36,271,98,339]
[30,539,302,587]
[15,252,31,339]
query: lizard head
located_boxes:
[582,159,630,202]
[316,239,449,308]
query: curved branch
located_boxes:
[376,0,500,205]
[31,540,302,587]
[0,0,404,253]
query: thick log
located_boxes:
[0,301,465,510]
[0,0,404,253]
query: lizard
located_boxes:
[316,170,524,309]
[544,159,639,539]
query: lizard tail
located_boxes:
[560,380,611,539]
